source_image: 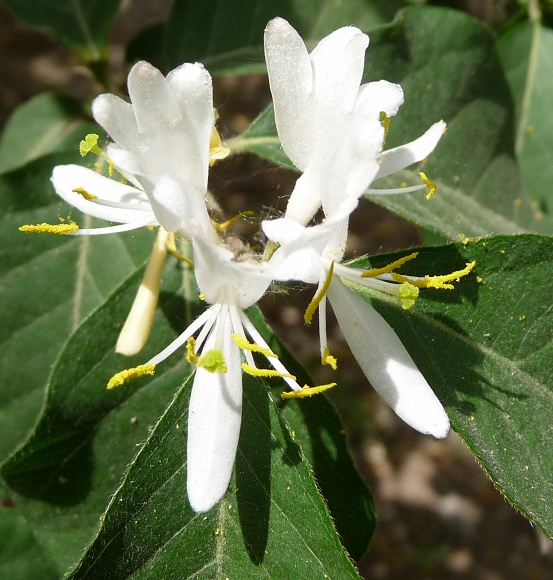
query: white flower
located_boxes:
[108,220,307,513]
[263,205,452,439]
[264,17,446,224]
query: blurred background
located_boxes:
[1,0,552,577]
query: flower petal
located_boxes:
[374,120,447,181]
[51,165,155,224]
[327,277,450,438]
[127,61,182,134]
[355,80,404,118]
[187,311,242,512]
[92,94,139,153]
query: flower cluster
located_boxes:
[21,19,475,513]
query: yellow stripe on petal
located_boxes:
[107,364,155,389]
[19,222,79,235]
[241,364,295,380]
[282,383,337,399]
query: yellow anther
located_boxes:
[304,262,335,325]
[322,347,337,370]
[186,337,198,364]
[231,334,278,358]
[209,127,230,166]
[398,282,419,309]
[213,211,255,232]
[282,383,337,399]
[80,133,114,176]
[166,233,194,268]
[19,222,79,235]
[107,364,156,390]
[392,261,476,289]
[361,252,419,278]
[241,364,296,380]
[420,172,436,200]
[72,187,98,200]
[197,349,227,373]
[379,111,391,149]
[80,133,100,157]
[198,293,205,301]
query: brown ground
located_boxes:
[1,1,552,578]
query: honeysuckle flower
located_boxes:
[264,17,446,224]
[263,200,477,439]
[21,60,228,355]
[108,210,333,512]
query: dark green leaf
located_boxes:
[497,21,553,215]
[0,152,154,465]
[0,507,59,579]
[67,374,360,579]
[346,234,553,538]
[2,0,122,57]
[165,0,407,74]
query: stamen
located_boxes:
[19,222,79,235]
[419,172,436,200]
[361,252,418,278]
[241,364,296,380]
[197,349,227,373]
[72,187,98,200]
[322,347,337,370]
[282,383,337,399]
[213,211,255,232]
[80,133,114,176]
[231,334,278,358]
[379,112,391,149]
[304,262,335,325]
[186,337,198,364]
[392,261,476,289]
[116,228,168,356]
[398,282,419,309]
[166,232,194,268]
[107,364,156,390]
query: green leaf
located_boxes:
[234,6,548,238]
[0,94,94,175]
[2,263,372,574]
[497,21,553,214]
[2,0,121,57]
[346,234,553,538]
[66,374,361,578]
[0,507,58,579]
[0,152,154,465]
[164,0,407,74]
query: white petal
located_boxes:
[146,175,212,238]
[327,277,450,438]
[187,313,242,512]
[264,18,313,170]
[92,94,139,152]
[51,165,154,223]
[167,62,214,188]
[355,80,404,118]
[127,61,182,134]
[374,120,447,181]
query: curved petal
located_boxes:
[374,120,447,181]
[127,61,182,134]
[327,277,450,438]
[187,311,242,513]
[92,94,139,152]
[355,80,404,118]
[51,165,154,224]
[167,62,214,188]
[264,17,313,170]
